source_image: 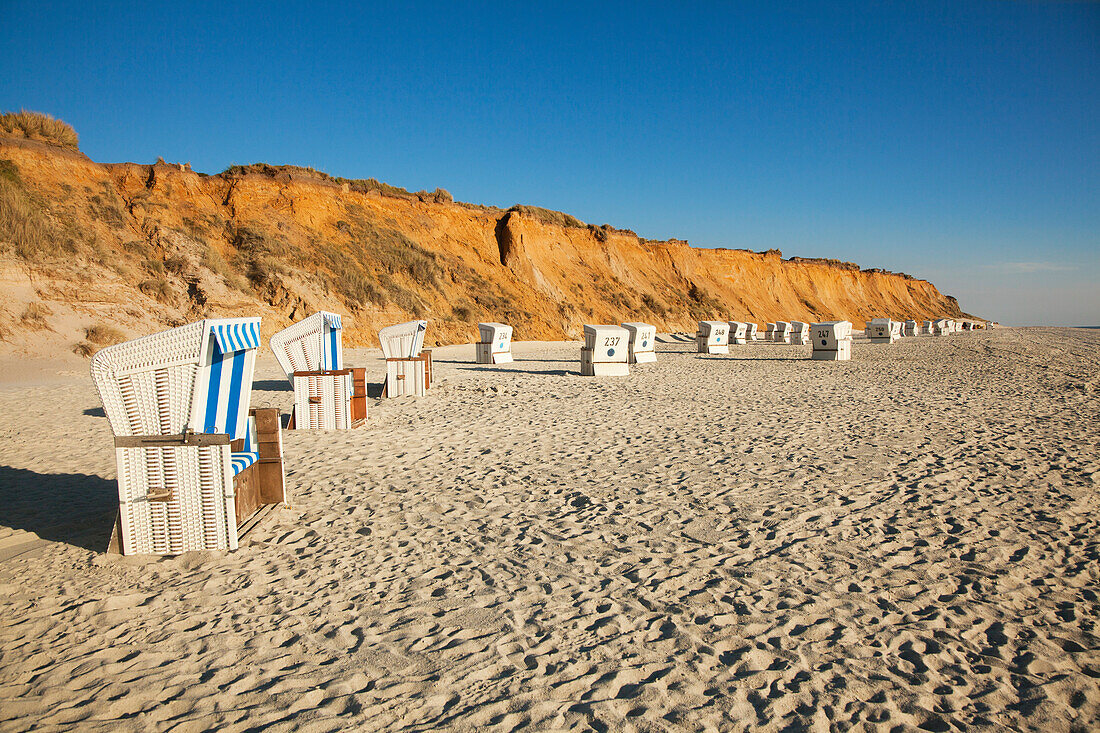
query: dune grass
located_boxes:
[84,323,126,346]
[0,110,79,150]
[0,159,76,260]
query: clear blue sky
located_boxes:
[2,1,1097,325]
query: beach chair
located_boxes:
[476,322,514,364]
[774,321,792,344]
[868,318,898,343]
[91,318,287,555]
[696,321,729,354]
[380,320,431,397]
[811,321,853,360]
[582,324,630,375]
[728,321,748,345]
[745,322,759,341]
[270,311,367,430]
[790,321,810,345]
[622,322,657,363]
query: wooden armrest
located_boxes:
[114,432,230,448]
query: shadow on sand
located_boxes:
[251,379,292,393]
[0,465,117,553]
[455,366,575,377]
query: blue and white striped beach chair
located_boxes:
[91,318,287,555]
[269,311,367,429]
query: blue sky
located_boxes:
[2,1,1097,324]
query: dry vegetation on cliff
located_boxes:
[0,117,969,357]
[0,110,80,150]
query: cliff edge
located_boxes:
[0,135,969,357]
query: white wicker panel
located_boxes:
[115,443,234,555]
[379,320,427,359]
[92,322,206,437]
[386,360,427,397]
[292,373,352,429]
[270,313,326,378]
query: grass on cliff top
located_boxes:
[221,163,451,203]
[507,205,586,229]
[0,110,79,150]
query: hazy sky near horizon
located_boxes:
[2,1,1097,325]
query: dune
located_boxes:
[0,327,1097,731]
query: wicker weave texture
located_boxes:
[92,321,206,437]
[116,443,237,554]
[291,373,352,429]
[386,360,428,397]
[378,320,427,359]
[270,312,344,378]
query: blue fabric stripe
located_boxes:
[240,419,253,453]
[204,347,223,433]
[224,351,245,439]
[231,452,258,475]
[328,326,339,370]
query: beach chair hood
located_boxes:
[91,317,261,442]
[379,320,427,359]
[269,311,344,381]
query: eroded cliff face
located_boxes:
[0,136,967,357]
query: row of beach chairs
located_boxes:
[91,311,968,555]
[92,312,433,556]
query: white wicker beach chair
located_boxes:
[728,321,749,345]
[379,320,431,397]
[790,321,810,345]
[269,312,366,429]
[696,321,729,354]
[868,318,898,343]
[811,321,853,361]
[91,318,287,555]
[621,322,657,363]
[773,321,792,344]
[476,322,514,364]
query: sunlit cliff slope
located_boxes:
[0,131,969,357]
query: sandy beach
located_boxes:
[1,327,1098,732]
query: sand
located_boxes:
[0,327,1098,732]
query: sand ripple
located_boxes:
[1,329,1098,731]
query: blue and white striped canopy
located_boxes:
[211,321,262,353]
[194,318,262,441]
